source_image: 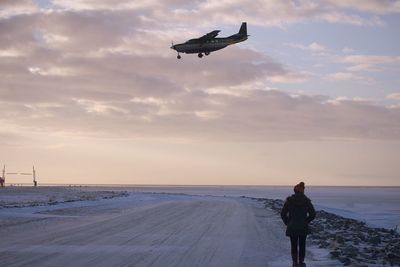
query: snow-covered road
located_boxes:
[0,192,338,266]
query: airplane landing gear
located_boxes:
[205,52,210,56]
[177,54,181,59]
[198,53,203,58]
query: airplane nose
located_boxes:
[170,45,176,50]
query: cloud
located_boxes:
[346,64,381,72]
[1,2,399,145]
[308,42,327,52]
[50,0,161,11]
[1,86,400,142]
[0,9,303,94]
[340,54,400,73]
[325,0,400,14]
[267,72,308,83]
[0,48,26,57]
[387,92,400,100]
[342,47,354,54]
[286,42,331,58]
[0,131,28,146]
[342,55,400,65]
[25,0,390,28]
[0,0,38,18]
[287,42,328,52]
[28,66,77,76]
[326,72,358,81]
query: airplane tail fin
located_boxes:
[239,22,247,36]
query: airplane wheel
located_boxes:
[205,52,210,56]
[198,53,203,58]
[177,55,181,59]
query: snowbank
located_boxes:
[0,186,128,208]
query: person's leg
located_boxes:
[290,235,299,265]
[298,235,307,264]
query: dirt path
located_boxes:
[0,194,337,266]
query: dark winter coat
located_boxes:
[280,192,316,236]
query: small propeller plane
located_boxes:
[171,22,248,59]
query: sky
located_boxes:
[1,0,400,186]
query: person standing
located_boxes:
[281,182,316,267]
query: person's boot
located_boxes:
[299,255,306,266]
[291,252,298,267]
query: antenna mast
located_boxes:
[0,165,5,187]
[33,165,37,187]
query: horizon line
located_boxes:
[4,183,400,188]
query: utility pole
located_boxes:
[33,166,37,187]
[0,165,5,187]
[0,165,39,186]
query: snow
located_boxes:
[0,186,128,209]
[125,185,400,230]
[309,187,400,230]
[0,186,341,266]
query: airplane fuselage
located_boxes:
[172,35,247,54]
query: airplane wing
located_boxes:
[197,30,220,42]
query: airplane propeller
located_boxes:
[171,40,181,59]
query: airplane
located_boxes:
[170,22,249,59]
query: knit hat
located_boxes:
[294,182,305,193]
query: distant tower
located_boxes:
[0,165,5,187]
[33,165,37,187]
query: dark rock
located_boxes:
[386,252,399,259]
[336,235,345,244]
[319,240,330,248]
[342,245,359,258]
[330,250,340,257]
[339,256,351,265]
[369,236,381,245]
